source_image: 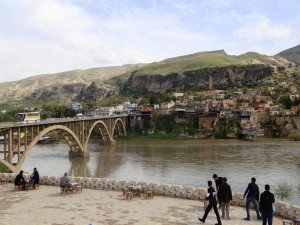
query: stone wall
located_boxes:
[1,173,299,219]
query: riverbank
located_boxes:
[0,184,283,225]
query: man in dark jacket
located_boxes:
[259,184,275,225]
[213,174,223,208]
[198,180,222,225]
[243,177,261,220]
[31,167,39,189]
[217,177,232,220]
[14,170,25,190]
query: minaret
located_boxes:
[208,75,213,90]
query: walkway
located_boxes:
[0,184,282,225]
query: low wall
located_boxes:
[1,173,299,219]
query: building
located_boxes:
[199,112,218,130]
[115,105,124,113]
[160,101,175,109]
[70,103,81,110]
[253,102,266,110]
[222,99,235,109]
[173,92,184,99]
[123,102,138,110]
[87,107,115,117]
[140,107,153,130]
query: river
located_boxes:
[15,139,300,204]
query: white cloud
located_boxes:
[0,0,299,83]
[233,14,291,41]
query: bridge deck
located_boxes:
[0,114,128,129]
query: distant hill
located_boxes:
[131,50,288,76]
[277,44,300,65]
[120,50,293,93]
[0,64,144,104]
[0,48,296,106]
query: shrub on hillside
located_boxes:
[289,132,300,141]
[274,180,293,201]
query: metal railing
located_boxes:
[0,114,128,129]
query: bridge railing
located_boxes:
[0,114,128,129]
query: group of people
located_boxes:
[14,170,70,190]
[14,167,40,190]
[198,174,275,225]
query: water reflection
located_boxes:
[19,139,300,204]
[68,157,91,177]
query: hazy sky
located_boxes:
[0,0,299,83]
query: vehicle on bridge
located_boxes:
[15,112,40,123]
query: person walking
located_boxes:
[243,177,261,221]
[213,174,223,208]
[259,184,275,225]
[217,177,232,220]
[198,180,222,225]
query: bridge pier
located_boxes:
[69,151,90,158]
[101,139,116,146]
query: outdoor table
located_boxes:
[293,218,300,225]
[70,183,82,193]
[0,180,7,186]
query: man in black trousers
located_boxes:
[243,177,261,220]
[259,184,275,225]
[198,180,222,225]
[213,174,223,208]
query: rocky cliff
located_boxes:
[76,82,108,102]
[121,64,276,93]
[25,83,85,104]
[0,64,144,104]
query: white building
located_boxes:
[70,103,81,110]
[123,102,137,110]
[161,101,175,109]
[87,107,115,117]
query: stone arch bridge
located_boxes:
[0,115,127,172]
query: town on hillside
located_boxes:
[66,83,300,140]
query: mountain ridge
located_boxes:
[0,45,299,106]
[277,44,300,65]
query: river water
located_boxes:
[17,139,300,204]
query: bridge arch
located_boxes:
[84,120,114,150]
[17,125,84,170]
[112,118,126,137]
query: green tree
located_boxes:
[280,95,292,109]
[0,113,14,122]
[274,180,293,201]
[153,112,175,133]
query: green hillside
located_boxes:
[133,50,274,76]
[277,44,300,65]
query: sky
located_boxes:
[0,0,299,83]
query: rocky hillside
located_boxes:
[0,64,144,104]
[0,47,298,106]
[121,64,275,93]
[120,50,292,93]
[277,44,300,66]
[127,50,289,76]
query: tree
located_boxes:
[280,95,293,109]
[0,113,13,122]
[274,180,293,201]
[153,112,175,133]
